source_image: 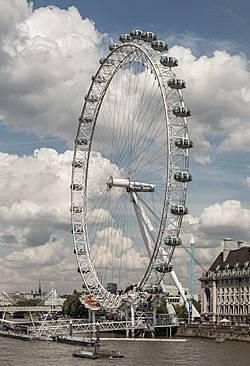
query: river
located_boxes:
[0,337,250,366]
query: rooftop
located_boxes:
[209,246,250,271]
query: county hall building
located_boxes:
[200,239,250,323]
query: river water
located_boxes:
[0,337,250,366]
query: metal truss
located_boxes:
[30,315,174,338]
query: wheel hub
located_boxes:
[107,176,155,192]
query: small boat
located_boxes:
[216,335,225,343]
[72,349,124,359]
[72,350,98,359]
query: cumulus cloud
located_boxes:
[0,148,72,248]
[170,46,250,155]
[0,147,150,291]
[92,227,147,270]
[0,0,103,141]
[5,236,65,267]
[0,1,250,159]
[168,200,250,289]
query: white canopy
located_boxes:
[219,318,231,323]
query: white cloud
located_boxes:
[0,148,72,250]
[0,147,149,291]
[193,154,211,165]
[170,46,250,154]
[0,0,103,141]
[5,236,65,267]
[171,200,250,289]
[200,200,250,233]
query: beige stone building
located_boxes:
[200,239,250,323]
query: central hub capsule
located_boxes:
[107,177,155,193]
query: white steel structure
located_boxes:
[71,30,193,310]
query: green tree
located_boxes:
[156,300,167,314]
[174,304,188,319]
[16,298,41,307]
[62,290,88,318]
[174,299,201,319]
[192,299,201,313]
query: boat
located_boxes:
[72,349,124,359]
[72,350,98,359]
[216,335,225,343]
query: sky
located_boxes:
[1,0,250,295]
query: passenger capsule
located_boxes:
[92,74,106,83]
[172,105,191,117]
[99,58,114,66]
[171,205,188,216]
[78,267,89,274]
[164,236,182,247]
[130,29,143,39]
[167,79,186,89]
[73,224,83,233]
[79,116,92,124]
[142,31,157,42]
[119,33,132,43]
[155,263,173,273]
[85,95,98,103]
[174,171,192,183]
[74,248,85,255]
[70,184,83,191]
[151,40,168,52]
[145,285,162,294]
[160,56,178,68]
[175,137,193,149]
[109,43,120,51]
[71,205,83,213]
[75,137,88,146]
[72,160,84,168]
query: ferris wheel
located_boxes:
[71,30,193,310]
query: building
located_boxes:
[164,285,198,305]
[200,239,250,323]
[0,292,13,307]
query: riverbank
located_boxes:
[176,324,250,342]
[0,330,31,341]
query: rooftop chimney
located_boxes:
[237,240,244,249]
[223,237,232,262]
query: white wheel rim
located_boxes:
[71,36,191,309]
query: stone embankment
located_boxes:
[176,324,250,342]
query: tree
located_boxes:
[16,298,41,307]
[174,299,201,319]
[192,299,201,313]
[156,300,167,314]
[62,290,88,318]
[174,304,188,319]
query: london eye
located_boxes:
[71,30,192,310]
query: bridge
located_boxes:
[26,314,175,338]
[1,312,176,338]
[0,305,62,314]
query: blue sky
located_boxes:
[33,0,250,53]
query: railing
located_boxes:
[29,315,175,338]
[0,305,62,313]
